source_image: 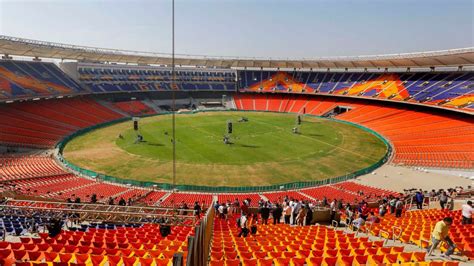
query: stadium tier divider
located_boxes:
[56,110,392,193]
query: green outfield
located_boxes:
[63,112,387,187]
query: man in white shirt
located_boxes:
[238,214,248,237]
[461,200,472,224]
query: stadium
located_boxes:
[0,1,473,266]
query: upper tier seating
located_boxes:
[79,65,237,92]
[0,60,85,99]
[239,70,474,111]
[234,93,474,169]
[112,100,156,116]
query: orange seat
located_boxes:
[283,251,296,258]
[306,257,323,266]
[90,254,105,266]
[27,251,43,261]
[75,254,90,264]
[384,253,398,264]
[257,258,273,266]
[290,257,306,266]
[240,251,254,260]
[225,252,238,260]
[368,254,384,264]
[139,257,154,266]
[242,258,257,266]
[398,252,413,263]
[412,251,426,262]
[323,256,338,266]
[59,253,73,263]
[210,261,225,266]
[211,251,224,260]
[123,256,138,266]
[13,250,28,261]
[339,256,354,266]
[274,257,291,266]
[392,246,404,253]
[354,255,368,266]
[155,258,170,266]
[225,259,241,266]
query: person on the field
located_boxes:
[426,217,456,257]
[461,200,473,224]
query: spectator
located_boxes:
[329,199,338,223]
[389,197,397,214]
[352,214,365,231]
[292,200,302,225]
[345,205,355,225]
[108,197,114,205]
[238,213,249,237]
[283,202,292,224]
[218,203,226,219]
[305,204,313,226]
[272,203,283,224]
[439,191,448,210]
[426,217,456,258]
[360,202,369,220]
[241,200,249,216]
[368,212,380,223]
[296,204,307,226]
[194,201,202,218]
[90,194,97,204]
[395,198,404,218]
[118,197,126,206]
[260,203,270,224]
[379,201,387,217]
[415,190,424,209]
[461,200,473,224]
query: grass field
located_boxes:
[63,112,387,187]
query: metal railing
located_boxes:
[0,199,198,226]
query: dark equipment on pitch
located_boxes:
[238,117,248,122]
[133,120,138,131]
[223,135,231,144]
[159,224,171,237]
[227,121,233,134]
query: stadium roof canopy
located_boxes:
[1,35,474,69]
